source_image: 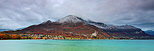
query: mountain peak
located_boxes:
[55,15,84,23]
[66,15,78,18]
[41,20,52,24]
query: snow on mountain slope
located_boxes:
[55,15,84,23]
[85,20,139,30]
[41,20,52,24]
[42,15,139,30]
[89,23,139,29]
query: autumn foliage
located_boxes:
[0,33,21,39]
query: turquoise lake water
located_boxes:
[0,40,154,51]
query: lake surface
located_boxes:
[0,40,154,51]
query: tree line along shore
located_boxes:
[0,33,153,40]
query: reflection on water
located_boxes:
[0,40,154,51]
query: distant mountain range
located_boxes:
[1,15,153,39]
[0,28,24,32]
[0,29,12,32]
[144,30,154,36]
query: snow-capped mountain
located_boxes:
[55,15,85,23]
[2,15,152,39]
[87,22,139,30]
[54,15,139,30]
[41,20,52,24]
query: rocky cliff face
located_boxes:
[2,15,152,39]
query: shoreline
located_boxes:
[1,39,154,40]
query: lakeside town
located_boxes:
[1,31,153,40]
[0,31,99,40]
[0,15,153,40]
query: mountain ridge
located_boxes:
[42,15,140,30]
[1,15,153,39]
[55,15,84,23]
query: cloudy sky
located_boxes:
[0,0,154,30]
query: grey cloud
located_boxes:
[136,0,154,10]
[132,23,154,30]
[0,0,154,30]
